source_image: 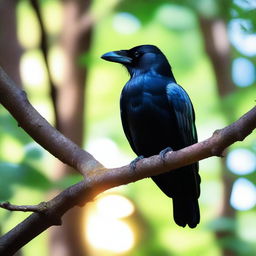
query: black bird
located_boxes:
[101,45,200,228]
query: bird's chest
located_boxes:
[121,80,173,148]
[123,78,168,116]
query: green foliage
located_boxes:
[0,162,51,201]
[116,0,167,24]
[0,0,255,255]
[0,109,52,202]
[232,2,256,32]
[0,110,31,145]
[207,217,236,232]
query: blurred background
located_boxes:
[0,0,255,255]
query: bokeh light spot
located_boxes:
[84,194,135,254]
[228,19,256,56]
[96,194,135,219]
[113,12,141,34]
[234,0,256,10]
[20,52,47,86]
[232,57,255,87]
[227,148,256,175]
[230,178,256,211]
[86,216,134,253]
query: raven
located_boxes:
[101,45,200,228]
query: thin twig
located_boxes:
[29,0,59,128]
[0,105,255,255]
[0,202,47,213]
[0,65,255,255]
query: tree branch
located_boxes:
[0,66,103,176]
[0,202,48,213]
[0,65,255,255]
[29,0,60,129]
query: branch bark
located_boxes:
[0,66,255,255]
[0,66,103,176]
[0,0,22,87]
[0,105,255,255]
[0,202,48,213]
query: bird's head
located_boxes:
[101,45,173,77]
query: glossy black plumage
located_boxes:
[101,45,201,228]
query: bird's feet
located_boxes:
[130,155,144,171]
[159,147,173,162]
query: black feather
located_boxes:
[102,45,201,228]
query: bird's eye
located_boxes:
[134,51,140,58]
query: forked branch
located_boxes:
[0,66,255,255]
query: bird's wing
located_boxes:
[166,82,197,146]
[120,91,138,154]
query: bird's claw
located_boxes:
[130,155,144,171]
[159,147,173,162]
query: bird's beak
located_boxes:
[101,50,132,64]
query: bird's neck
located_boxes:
[128,67,177,82]
[154,61,176,79]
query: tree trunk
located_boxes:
[0,0,22,87]
[49,0,92,255]
[199,17,236,256]
[0,1,23,255]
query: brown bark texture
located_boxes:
[0,0,22,86]
[0,1,22,255]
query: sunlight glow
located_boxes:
[84,194,135,254]
[87,138,130,168]
[86,216,134,253]
[96,194,135,218]
[230,178,256,211]
[227,148,256,175]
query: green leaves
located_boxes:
[0,162,52,201]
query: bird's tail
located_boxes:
[172,197,200,228]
